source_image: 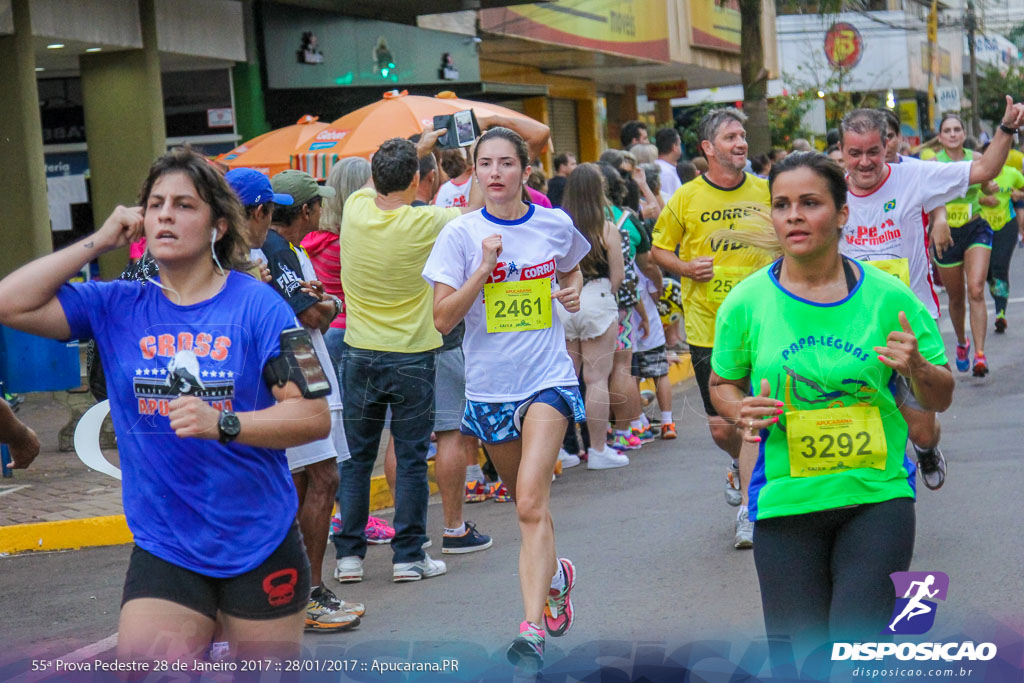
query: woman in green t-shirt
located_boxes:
[975,153,1024,332]
[709,152,955,661]
[932,114,995,376]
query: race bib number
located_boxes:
[484,279,552,333]
[707,266,753,303]
[980,205,1011,230]
[867,258,911,287]
[946,202,972,228]
[786,406,887,478]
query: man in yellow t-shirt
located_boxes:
[337,132,481,580]
[651,107,771,550]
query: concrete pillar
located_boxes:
[232,0,270,142]
[80,0,166,279]
[0,0,54,277]
[576,98,601,163]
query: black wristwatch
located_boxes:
[218,408,241,444]
[999,123,1018,136]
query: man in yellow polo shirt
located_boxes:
[336,131,481,584]
[651,107,772,550]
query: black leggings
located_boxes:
[988,222,1018,317]
[754,498,915,660]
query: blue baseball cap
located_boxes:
[225,168,294,207]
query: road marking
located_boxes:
[0,484,30,497]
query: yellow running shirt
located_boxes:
[652,173,771,347]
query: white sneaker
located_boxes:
[586,446,629,470]
[334,555,364,583]
[393,553,447,582]
[558,448,581,469]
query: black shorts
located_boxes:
[932,216,993,267]
[632,345,669,379]
[122,522,311,621]
[689,344,717,416]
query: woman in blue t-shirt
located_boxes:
[0,148,330,665]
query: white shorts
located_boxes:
[286,407,350,471]
[556,278,619,341]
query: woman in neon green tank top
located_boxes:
[932,114,995,376]
[709,152,955,663]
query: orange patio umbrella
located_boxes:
[291,91,539,180]
[216,115,330,177]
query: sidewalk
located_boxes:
[0,354,692,555]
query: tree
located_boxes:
[975,64,1024,128]
[740,0,771,156]
[740,0,843,155]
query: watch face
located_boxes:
[220,412,241,438]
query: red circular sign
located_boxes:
[824,22,863,69]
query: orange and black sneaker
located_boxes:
[660,422,678,440]
[972,353,989,377]
[305,586,361,632]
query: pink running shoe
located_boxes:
[543,558,577,637]
[366,516,395,544]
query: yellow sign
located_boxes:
[689,0,741,53]
[707,265,753,303]
[786,406,888,478]
[947,202,972,228]
[480,1,669,62]
[484,279,553,333]
[646,80,688,101]
[898,100,920,144]
[867,258,911,287]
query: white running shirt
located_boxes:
[433,176,472,208]
[842,161,971,318]
[423,204,591,402]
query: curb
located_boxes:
[0,354,693,555]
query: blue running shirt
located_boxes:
[58,271,301,577]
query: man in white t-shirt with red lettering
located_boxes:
[838,102,1024,492]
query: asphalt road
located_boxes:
[2,255,1023,682]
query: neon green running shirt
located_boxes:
[712,259,948,521]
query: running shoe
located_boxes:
[632,427,656,444]
[586,445,629,470]
[610,433,642,451]
[489,481,513,503]
[995,316,1007,334]
[557,448,582,469]
[465,480,489,503]
[725,462,742,507]
[442,521,493,554]
[334,556,364,583]
[955,340,970,372]
[660,422,678,440]
[972,353,989,377]
[366,516,395,545]
[734,508,754,549]
[393,553,447,582]
[506,621,545,671]
[543,558,576,637]
[330,515,394,545]
[916,446,947,491]
[305,586,361,632]
[317,585,365,617]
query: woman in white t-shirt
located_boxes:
[423,128,590,672]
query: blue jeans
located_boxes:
[323,327,345,396]
[336,344,436,564]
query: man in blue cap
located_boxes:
[225,168,294,254]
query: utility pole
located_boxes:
[927,0,937,131]
[966,0,982,137]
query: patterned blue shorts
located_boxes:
[461,386,586,445]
